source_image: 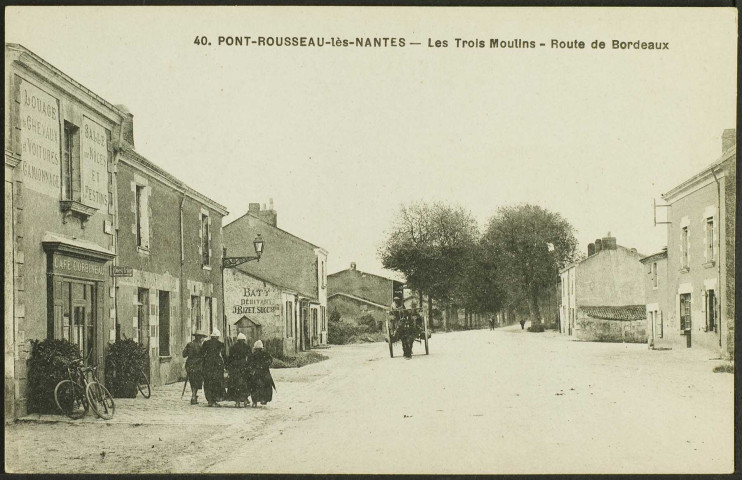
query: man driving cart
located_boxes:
[388,297,426,359]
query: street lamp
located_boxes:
[221,234,265,348]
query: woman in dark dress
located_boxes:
[227,333,251,407]
[201,328,227,407]
[182,330,207,405]
[249,340,276,407]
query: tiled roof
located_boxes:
[580,305,646,321]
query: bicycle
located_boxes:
[54,357,116,420]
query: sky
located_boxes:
[6,7,737,279]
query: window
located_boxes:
[706,290,717,332]
[705,217,715,262]
[285,301,293,337]
[137,288,149,347]
[321,306,326,331]
[312,309,318,339]
[191,295,201,332]
[652,262,658,289]
[680,293,692,331]
[62,122,80,201]
[201,213,210,266]
[135,185,150,250]
[681,226,689,269]
[321,261,326,288]
[204,297,213,332]
[158,291,170,356]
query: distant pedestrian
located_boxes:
[182,330,207,405]
[201,328,227,407]
[227,333,251,408]
[489,316,495,331]
[249,340,276,407]
[520,319,526,330]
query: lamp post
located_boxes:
[221,234,265,351]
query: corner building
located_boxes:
[5,44,127,418]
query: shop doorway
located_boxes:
[60,281,96,359]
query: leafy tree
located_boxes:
[378,201,479,329]
[482,204,578,331]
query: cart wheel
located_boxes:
[386,320,394,358]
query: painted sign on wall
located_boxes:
[81,116,109,210]
[224,269,283,335]
[19,78,61,197]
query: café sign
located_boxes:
[51,253,107,281]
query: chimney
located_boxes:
[256,199,277,227]
[248,203,260,214]
[601,232,617,250]
[588,243,595,257]
[594,238,602,253]
[722,129,736,152]
[114,104,135,148]
[350,262,357,270]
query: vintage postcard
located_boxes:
[4,6,736,474]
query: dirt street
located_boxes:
[5,325,734,474]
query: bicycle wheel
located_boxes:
[86,381,115,420]
[137,368,151,399]
[54,380,88,419]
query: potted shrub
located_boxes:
[105,339,148,398]
[27,339,81,414]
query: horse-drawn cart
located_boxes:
[385,307,430,358]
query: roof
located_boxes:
[640,250,668,264]
[327,292,389,310]
[579,305,646,321]
[224,212,321,250]
[120,147,228,215]
[662,144,736,202]
[328,267,403,284]
[7,43,129,120]
[561,244,645,273]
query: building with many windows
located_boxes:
[640,248,670,349]
[115,143,227,387]
[5,44,126,418]
[657,130,735,357]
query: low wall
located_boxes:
[575,317,647,343]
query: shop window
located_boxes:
[135,185,150,250]
[159,291,170,356]
[62,122,80,201]
[191,295,201,332]
[201,213,211,267]
[706,290,716,332]
[705,217,715,263]
[680,293,692,331]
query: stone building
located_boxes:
[559,234,646,342]
[223,202,328,354]
[5,44,127,418]
[115,145,227,387]
[640,248,670,349]
[327,263,404,328]
[657,130,735,358]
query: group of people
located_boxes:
[182,329,275,408]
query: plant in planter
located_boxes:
[105,339,148,398]
[27,339,81,414]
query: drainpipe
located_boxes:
[112,124,124,343]
[710,167,722,349]
[179,192,186,345]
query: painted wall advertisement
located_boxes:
[19,78,61,196]
[81,116,109,210]
[224,269,282,327]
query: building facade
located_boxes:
[559,234,646,342]
[327,263,404,328]
[640,249,670,349]
[115,146,227,387]
[659,130,735,358]
[223,202,328,354]
[5,44,127,418]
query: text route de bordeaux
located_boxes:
[198,36,669,50]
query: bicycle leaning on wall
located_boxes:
[54,357,116,420]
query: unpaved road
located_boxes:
[6,325,734,474]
